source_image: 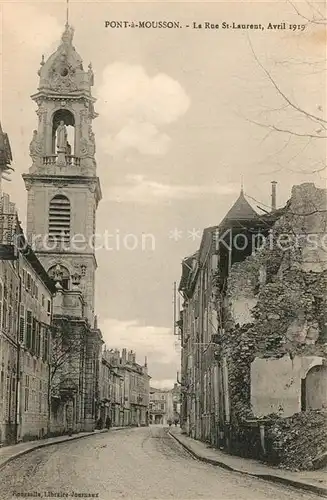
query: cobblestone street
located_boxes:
[0,427,322,500]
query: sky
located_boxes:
[0,0,326,388]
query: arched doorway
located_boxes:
[301,365,327,411]
[52,109,75,155]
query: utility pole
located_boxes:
[173,281,177,336]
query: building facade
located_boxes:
[149,388,174,425]
[178,184,327,466]
[0,187,55,444]
[21,23,103,434]
[172,383,181,422]
[99,348,150,428]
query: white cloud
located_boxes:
[104,121,171,156]
[4,4,62,52]
[107,174,238,203]
[100,318,179,366]
[97,62,190,155]
[150,379,177,390]
[99,318,180,386]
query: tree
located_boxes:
[47,319,86,434]
[248,2,326,175]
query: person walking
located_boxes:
[105,416,112,429]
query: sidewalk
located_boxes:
[169,427,327,498]
[0,426,126,471]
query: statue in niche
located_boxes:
[88,63,94,86]
[29,130,43,160]
[56,121,68,150]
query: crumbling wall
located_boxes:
[220,183,327,468]
[251,355,325,417]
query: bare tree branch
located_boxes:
[246,116,327,139]
[49,323,85,396]
[288,0,327,24]
[248,38,327,128]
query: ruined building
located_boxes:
[178,183,327,469]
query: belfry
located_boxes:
[22,21,103,433]
[23,23,101,324]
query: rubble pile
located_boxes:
[268,410,327,470]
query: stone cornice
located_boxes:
[35,250,98,269]
[31,91,97,105]
[22,173,102,203]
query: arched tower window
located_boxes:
[49,195,71,243]
[52,109,75,155]
[48,264,70,290]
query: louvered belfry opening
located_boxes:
[49,194,71,243]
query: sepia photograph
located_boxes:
[0,0,326,498]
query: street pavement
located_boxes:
[0,426,323,500]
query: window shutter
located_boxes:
[26,311,32,349]
[43,328,49,362]
[49,195,71,243]
[37,322,41,357]
[0,282,2,328]
[39,325,43,358]
[32,318,37,354]
[19,305,25,344]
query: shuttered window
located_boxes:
[32,318,37,354]
[49,195,71,242]
[0,282,2,328]
[26,311,32,349]
[43,328,49,362]
[19,305,25,344]
[36,322,41,357]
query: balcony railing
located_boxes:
[0,213,18,260]
[43,155,81,167]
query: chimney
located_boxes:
[271,181,277,211]
[121,348,127,364]
[127,350,133,363]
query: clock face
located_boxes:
[60,67,69,77]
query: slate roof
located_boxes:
[221,189,258,223]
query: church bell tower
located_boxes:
[23,23,102,324]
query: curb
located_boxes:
[0,427,127,472]
[168,431,327,498]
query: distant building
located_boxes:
[149,387,174,425]
[99,348,150,427]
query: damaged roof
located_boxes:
[221,189,258,223]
